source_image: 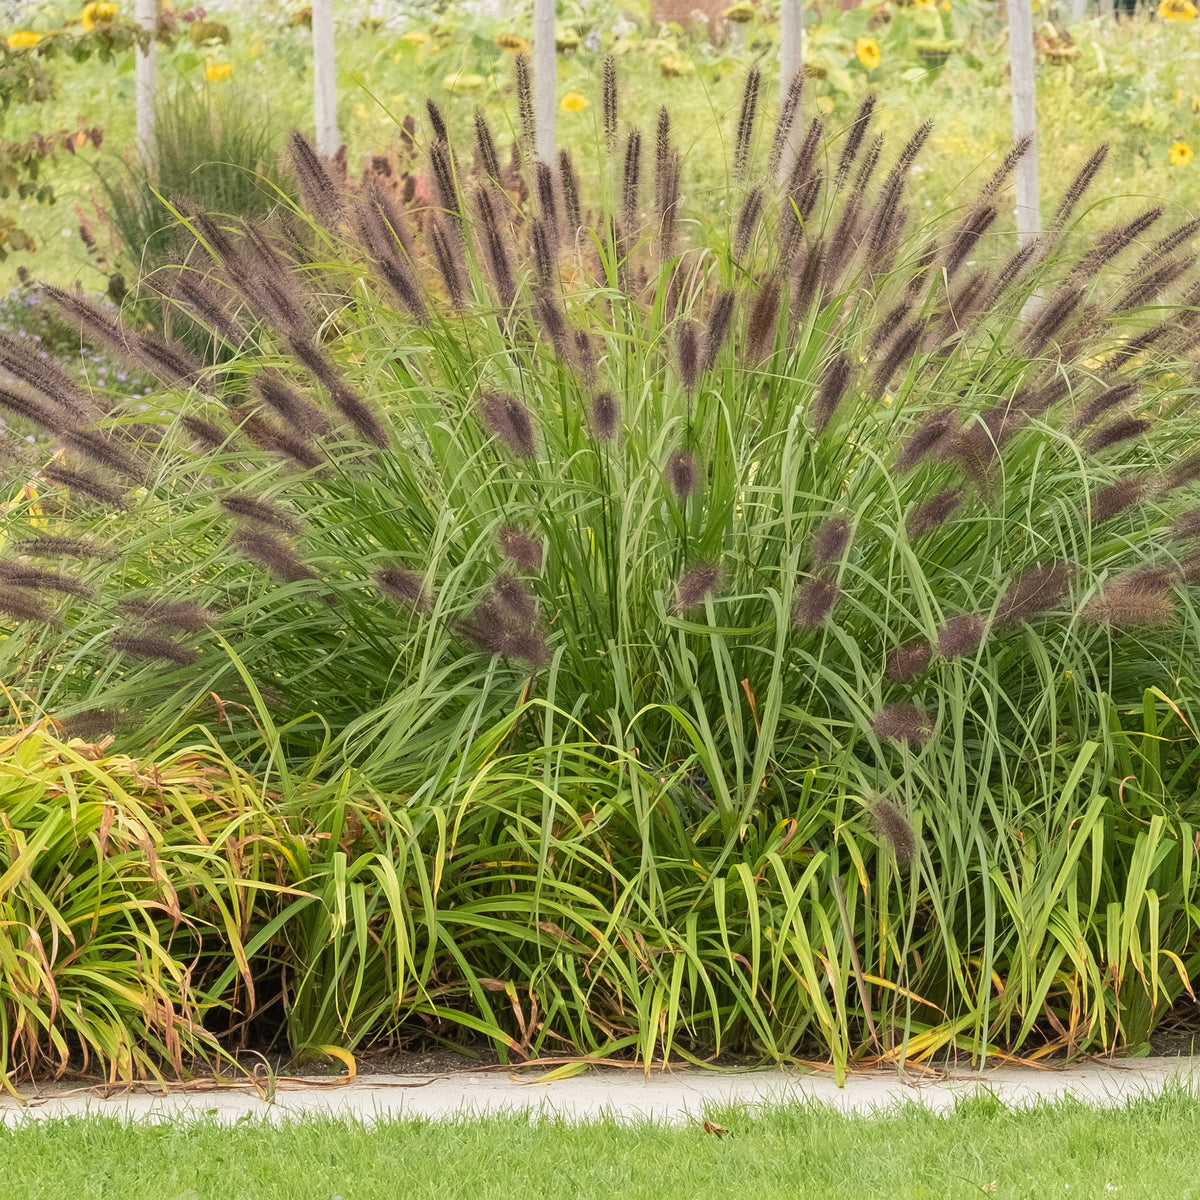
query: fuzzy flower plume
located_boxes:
[733,67,761,181]
[622,128,642,232]
[1170,506,1200,542]
[666,448,699,502]
[745,275,781,362]
[287,129,344,231]
[0,561,93,597]
[872,704,935,747]
[514,52,535,144]
[811,515,853,566]
[480,391,537,459]
[376,567,433,613]
[906,489,963,541]
[936,613,986,660]
[41,464,127,509]
[117,598,214,632]
[220,494,302,534]
[232,531,314,585]
[676,321,700,394]
[590,392,621,442]
[13,535,113,560]
[792,572,842,628]
[181,415,232,453]
[0,586,58,625]
[58,709,122,741]
[886,639,932,684]
[866,792,917,864]
[994,562,1075,626]
[460,573,548,666]
[768,69,804,178]
[1087,417,1152,454]
[1087,477,1150,525]
[602,54,618,152]
[497,526,544,572]
[255,373,329,440]
[1081,571,1177,628]
[109,631,197,665]
[896,409,957,472]
[671,562,722,614]
[701,290,735,373]
[811,353,853,433]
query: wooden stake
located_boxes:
[135,0,156,178]
[533,0,556,161]
[780,0,803,104]
[312,0,338,157]
[1008,0,1041,244]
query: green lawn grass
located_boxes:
[6,1090,1200,1199]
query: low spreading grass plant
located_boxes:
[1,64,1200,1073]
[0,724,299,1085]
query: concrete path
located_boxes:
[1,1058,1195,1124]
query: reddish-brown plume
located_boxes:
[994,562,1075,626]
[672,562,723,614]
[866,793,918,864]
[886,639,933,684]
[872,704,935,747]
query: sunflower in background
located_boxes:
[857,37,882,69]
[1159,0,1198,19]
[81,2,118,31]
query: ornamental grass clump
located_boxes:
[5,70,1200,1072]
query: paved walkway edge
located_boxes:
[2,1058,1197,1124]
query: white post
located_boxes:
[1008,0,1041,244]
[312,0,338,157]
[134,0,156,177]
[780,0,803,103]
[533,0,556,161]
[1068,0,1087,20]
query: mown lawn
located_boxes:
[6,1090,1200,1199]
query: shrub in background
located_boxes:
[90,81,295,318]
[1,62,1200,1073]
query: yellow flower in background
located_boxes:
[495,32,529,52]
[816,94,835,113]
[443,70,485,92]
[205,61,232,81]
[939,0,952,9]
[1159,0,1198,18]
[23,484,46,529]
[560,91,588,112]
[857,37,882,68]
[659,55,693,76]
[399,30,429,45]
[6,30,40,48]
[80,2,118,31]
[1170,140,1193,165]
